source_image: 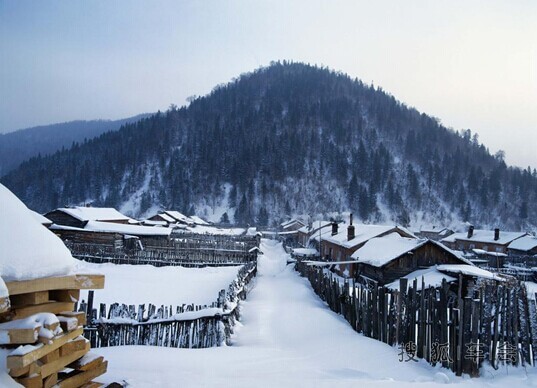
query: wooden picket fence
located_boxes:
[80,263,257,348]
[67,240,258,267]
[295,260,537,377]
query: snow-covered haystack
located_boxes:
[0,184,75,281]
[0,184,108,387]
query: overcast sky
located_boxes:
[1,1,536,168]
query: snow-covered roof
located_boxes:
[441,229,527,245]
[350,233,427,267]
[436,264,504,281]
[183,225,246,236]
[350,233,468,267]
[317,224,415,250]
[508,235,537,252]
[142,220,168,227]
[190,215,210,226]
[29,210,52,225]
[0,184,75,281]
[385,267,456,291]
[246,227,258,236]
[280,219,305,229]
[471,248,507,257]
[298,220,331,234]
[157,213,175,223]
[56,206,135,223]
[292,248,319,257]
[51,221,175,237]
[164,211,195,224]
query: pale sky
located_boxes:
[1,0,536,168]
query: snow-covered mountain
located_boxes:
[2,62,536,230]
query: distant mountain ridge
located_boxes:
[0,114,152,175]
[2,62,536,231]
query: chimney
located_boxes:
[494,228,500,241]
[347,213,355,241]
[467,225,474,239]
[331,221,338,236]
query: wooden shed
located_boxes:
[351,233,470,285]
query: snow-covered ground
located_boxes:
[94,239,537,387]
[75,261,241,307]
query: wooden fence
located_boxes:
[67,238,259,267]
[80,263,257,348]
[295,260,537,377]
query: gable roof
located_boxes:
[51,221,175,237]
[350,233,469,268]
[56,206,135,223]
[385,267,457,291]
[441,229,527,246]
[508,235,537,252]
[164,211,195,224]
[317,224,415,250]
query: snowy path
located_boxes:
[97,240,537,387]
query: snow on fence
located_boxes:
[79,263,257,348]
[295,260,537,377]
[66,239,259,267]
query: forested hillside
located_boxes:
[0,114,151,175]
[3,62,536,230]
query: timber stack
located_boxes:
[0,273,107,388]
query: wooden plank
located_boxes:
[0,326,40,345]
[6,274,105,296]
[50,290,80,303]
[67,353,104,372]
[10,302,75,321]
[7,327,83,369]
[57,360,108,388]
[40,342,90,378]
[59,336,88,357]
[15,373,42,388]
[58,316,79,333]
[59,311,86,326]
[10,292,50,306]
[43,373,58,388]
[9,361,41,378]
[79,381,103,388]
[39,348,60,364]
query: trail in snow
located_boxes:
[96,239,537,387]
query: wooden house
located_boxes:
[416,227,453,241]
[296,220,332,247]
[313,215,415,263]
[45,206,137,229]
[350,233,471,285]
[507,235,537,256]
[441,226,527,254]
[148,210,195,226]
[280,219,306,232]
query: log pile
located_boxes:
[0,274,108,387]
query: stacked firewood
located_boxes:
[0,274,108,388]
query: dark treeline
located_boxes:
[3,61,536,229]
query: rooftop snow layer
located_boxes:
[164,211,194,224]
[317,224,415,249]
[441,229,526,245]
[298,220,332,234]
[51,221,175,236]
[386,267,456,291]
[58,206,134,223]
[0,184,75,281]
[350,233,426,267]
[436,264,504,281]
[508,235,537,252]
[190,216,210,225]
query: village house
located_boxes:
[45,206,137,229]
[314,214,415,263]
[280,218,306,232]
[416,226,454,241]
[441,226,527,254]
[296,220,332,247]
[507,235,537,256]
[147,210,196,227]
[350,232,470,285]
